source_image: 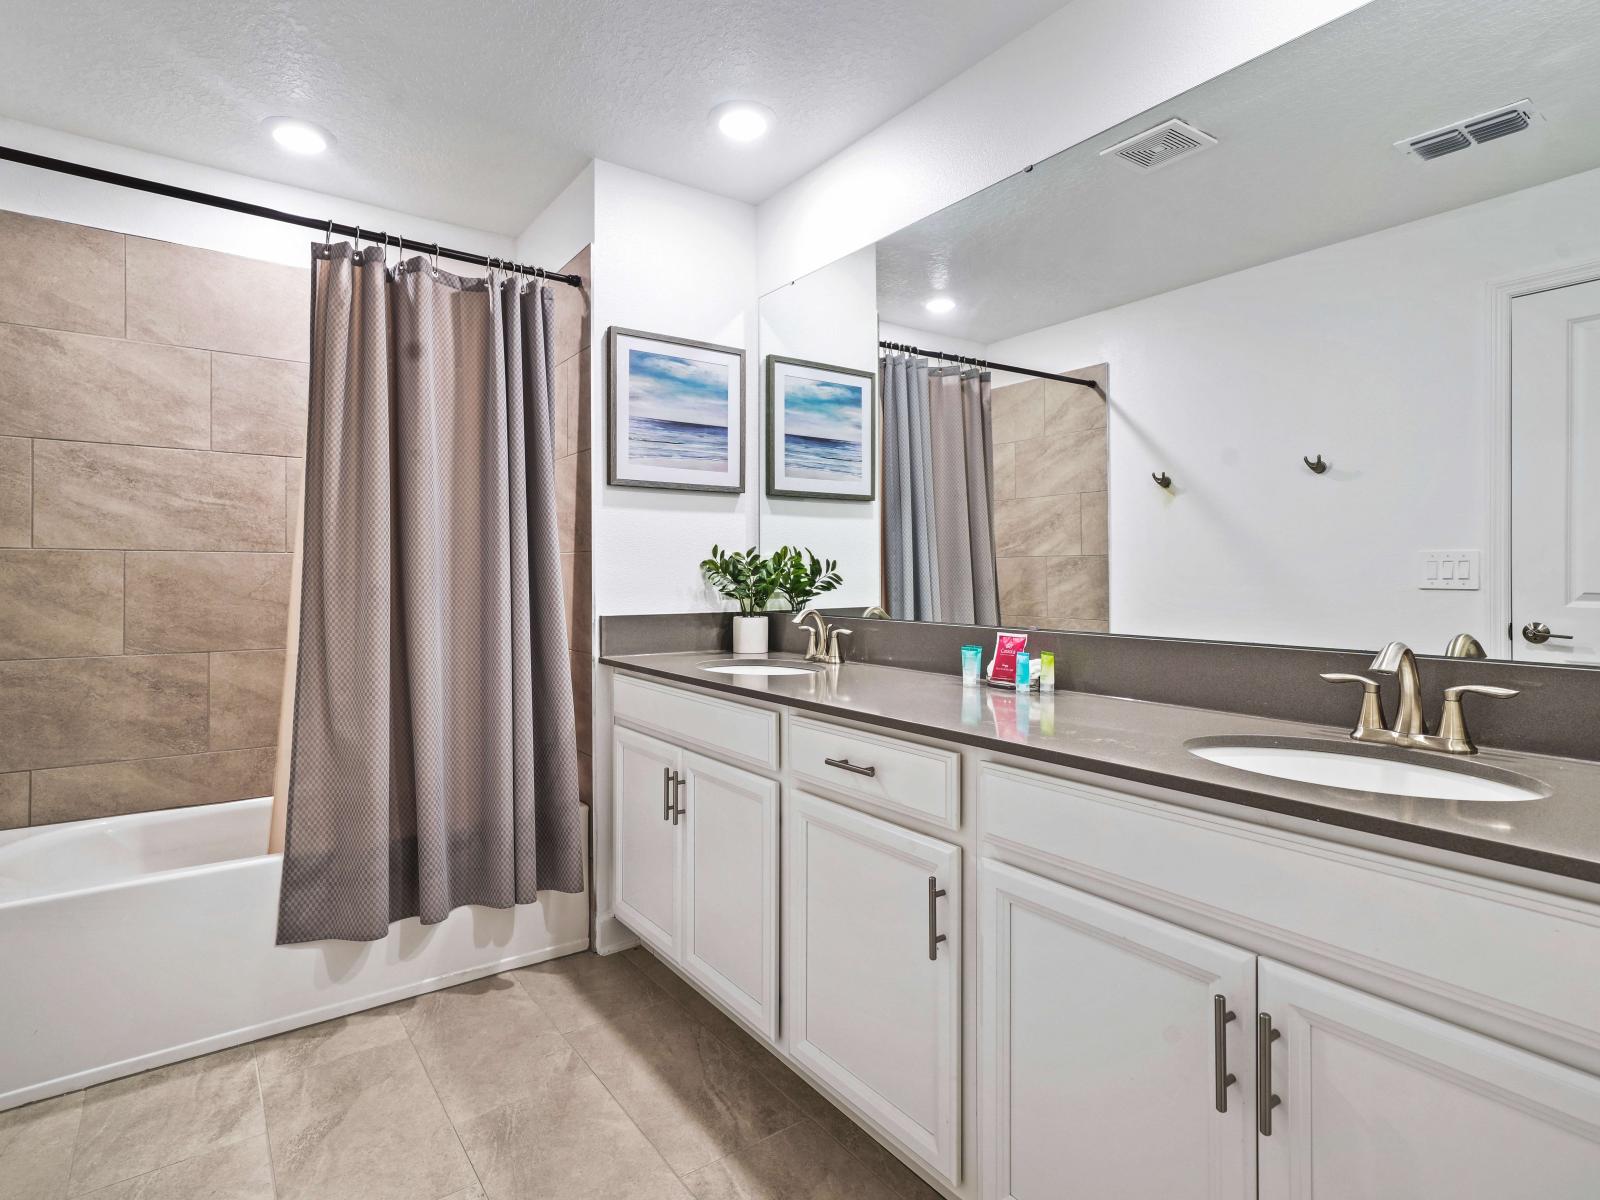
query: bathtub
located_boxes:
[0,797,589,1110]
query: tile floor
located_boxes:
[0,947,942,1200]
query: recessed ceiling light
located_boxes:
[266,118,331,156]
[711,101,773,143]
[924,296,957,314]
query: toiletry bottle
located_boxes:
[1015,652,1030,692]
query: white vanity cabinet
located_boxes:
[978,861,1256,1200]
[612,725,683,956]
[786,791,963,1186]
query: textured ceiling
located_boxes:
[0,0,1065,234]
[877,0,1600,343]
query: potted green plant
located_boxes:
[771,546,843,611]
[701,545,783,653]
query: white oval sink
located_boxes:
[698,660,817,678]
[1189,742,1543,802]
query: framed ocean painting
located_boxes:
[765,355,876,501]
[607,327,745,493]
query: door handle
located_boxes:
[670,772,686,826]
[1522,621,1574,644]
[662,766,672,821]
[1213,995,1237,1114]
[927,876,947,961]
[824,756,876,777]
[1257,1013,1282,1136]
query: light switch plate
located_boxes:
[1419,549,1481,590]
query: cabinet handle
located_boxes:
[671,772,686,826]
[661,767,672,822]
[1213,995,1237,1114]
[927,876,947,961]
[1256,1013,1282,1136]
[824,756,876,778]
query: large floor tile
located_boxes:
[251,1006,410,1084]
[565,1000,801,1176]
[509,949,666,1033]
[0,1090,82,1200]
[393,974,567,1124]
[454,1051,683,1200]
[680,1119,904,1200]
[260,1033,475,1200]
[68,1046,264,1196]
[76,1133,275,1200]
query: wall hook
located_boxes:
[1304,454,1328,474]
[1152,471,1173,489]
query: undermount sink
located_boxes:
[1186,738,1545,803]
[697,658,819,678]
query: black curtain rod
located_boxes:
[879,339,1103,395]
[0,144,583,288]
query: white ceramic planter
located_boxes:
[732,614,770,655]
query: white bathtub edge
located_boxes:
[1,935,590,1112]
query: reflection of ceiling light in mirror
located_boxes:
[711,102,773,143]
[924,296,957,314]
[267,118,330,155]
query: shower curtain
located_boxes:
[276,243,584,945]
[883,353,1000,625]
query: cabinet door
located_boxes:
[786,792,961,1184]
[612,726,681,955]
[680,752,780,1040]
[1258,959,1600,1199]
[978,861,1256,1200]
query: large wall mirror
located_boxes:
[757,0,1600,666]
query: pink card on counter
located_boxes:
[987,632,1028,684]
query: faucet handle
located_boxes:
[1435,684,1519,755]
[827,627,852,663]
[1320,673,1387,740]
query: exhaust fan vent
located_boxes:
[1101,118,1217,173]
[1397,100,1539,161]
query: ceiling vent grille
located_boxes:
[1397,100,1539,161]
[1101,118,1218,173]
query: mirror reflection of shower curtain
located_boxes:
[882,353,1000,624]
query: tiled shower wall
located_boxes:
[552,246,594,806]
[991,363,1110,630]
[0,209,593,827]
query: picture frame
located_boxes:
[765,355,877,501]
[607,327,746,493]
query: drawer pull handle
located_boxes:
[824,756,876,777]
[927,876,947,961]
[1257,1013,1282,1136]
[1213,995,1236,1113]
[661,766,672,822]
[670,772,686,826]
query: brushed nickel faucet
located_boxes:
[794,609,851,664]
[1321,639,1518,754]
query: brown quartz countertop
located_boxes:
[600,650,1600,888]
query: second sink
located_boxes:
[1186,737,1545,802]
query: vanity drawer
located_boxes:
[613,672,780,771]
[789,715,960,829]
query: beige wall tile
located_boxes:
[29,745,275,825]
[992,442,1015,501]
[990,379,1043,444]
[1047,554,1109,622]
[210,649,285,750]
[0,653,208,773]
[286,456,304,548]
[0,324,210,448]
[125,237,309,361]
[998,556,1047,624]
[212,353,309,455]
[0,435,29,546]
[1015,427,1107,497]
[552,282,589,369]
[0,210,124,336]
[1057,617,1110,633]
[33,441,285,550]
[0,771,26,829]
[552,356,571,455]
[125,551,291,652]
[1042,379,1107,431]
[574,353,592,453]
[995,494,1081,558]
[0,548,123,658]
[1081,490,1108,556]
[571,650,592,755]
[571,550,592,655]
[576,750,593,807]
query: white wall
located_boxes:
[587,160,761,618]
[759,246,882,607]
[513,164,595,273]
[755,0,1371,292]
[987,166,1600,654]
[0,117,512,268]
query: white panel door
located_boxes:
[786,791,962,1184]
[680,752,780,1040]
[1258,959,1600,1199]
[612,726,682,955]
[1512,277,1600,661]
[978,861,1256,1200]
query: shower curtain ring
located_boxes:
[431,243,440,270]
[324,217,334,245]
